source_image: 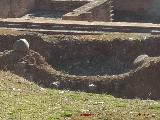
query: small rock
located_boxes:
[133,54,149,66]
[129,37,134,40]
[13,39,29,52]
[51,81,60,88]
[88,83,97,91]
[59,90,65,94]
[12,88,16,91]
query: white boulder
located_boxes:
[133,54,149,66]
[13,39,29,52]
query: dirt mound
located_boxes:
[128,57,160,99]
[0,49,56,85]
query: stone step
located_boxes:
[63,0,112,21]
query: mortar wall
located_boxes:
[0,0,35,18]
[91,4,112,22]
[148,0,160,16]
[113,0,152,13]
[0,0,11,18]
[113,0,160,21]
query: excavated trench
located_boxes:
[1,34,160,99]
[49,40,133,76]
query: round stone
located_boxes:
[13,39,29,52]
[133,54,149,66]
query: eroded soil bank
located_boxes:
[0,34,160,99]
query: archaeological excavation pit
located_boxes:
[48,36,160,77]
[49,40,135,76]
[1,34,160,99]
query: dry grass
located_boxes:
[0,28,29,35]
[0,28,158,42]
[41,32,160,43]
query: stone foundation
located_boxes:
[1,0,160,22]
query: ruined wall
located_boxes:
[0,0,35,18]
[113,0,160,22]
[11,0,35,17]
[113,0,152,13]
[113,0,160,17]
[148,0,160,18]
[91,3,112,22]
[0,0,160,23]
[0,0,11,18]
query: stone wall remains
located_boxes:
[0,0,11,18]
[0,0,35,18]
[0,0,160,22]
[113,0,160,18]
[148,0,160,20]
[113,0,152,13]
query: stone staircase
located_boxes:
[63,0,114,22]
[110,0,114,21]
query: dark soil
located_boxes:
[1,34,160,99]
[23,10,65,20]
[113,10,160,23]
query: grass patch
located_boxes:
[40,33,160,43]
[0,71,160,120]
[0,28,28,35]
